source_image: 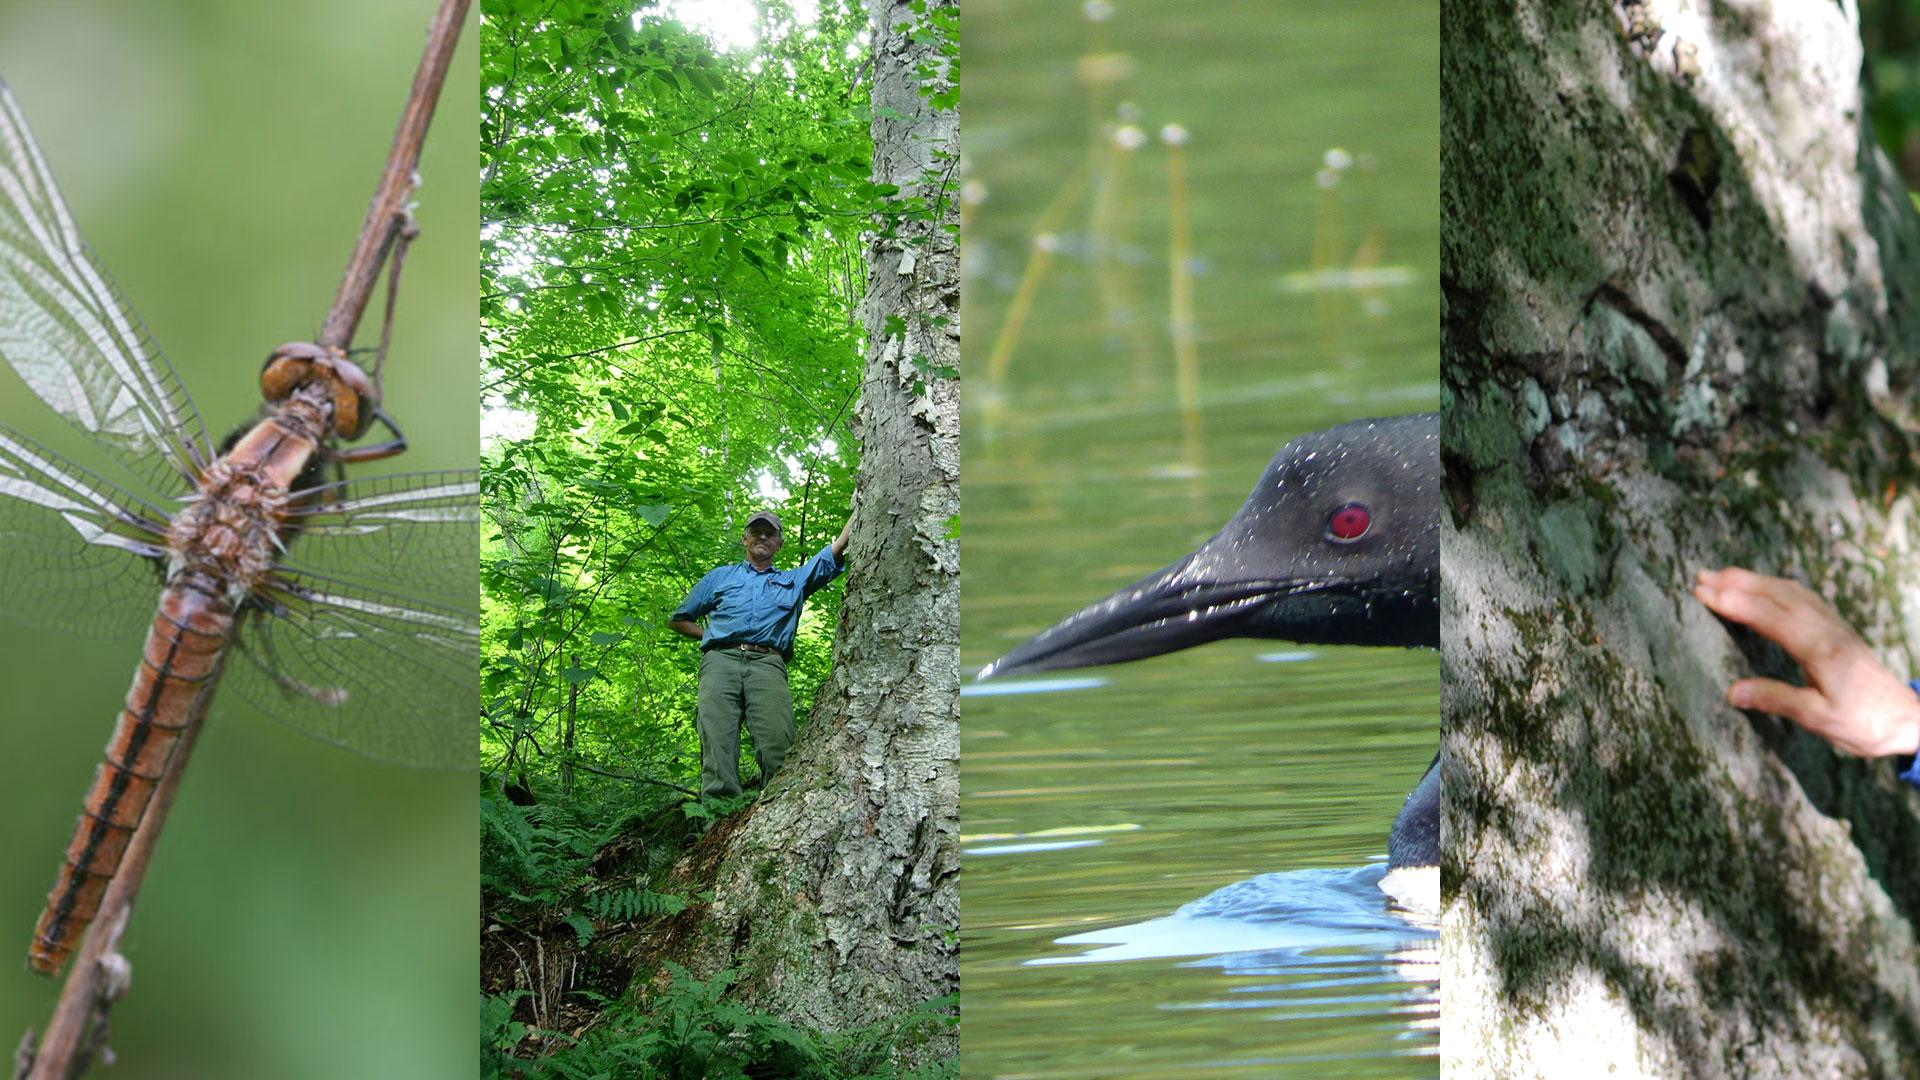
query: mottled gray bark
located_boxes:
[677,0,959,1062]
[1443,0,1920,1075]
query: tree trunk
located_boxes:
[1444,0,1920,1075]
[672,0,959,1061]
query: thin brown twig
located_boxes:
[564,760,697,797]
[320,0,473,351]
[794,381,861,555]
[21,4,470,1076]
[483,329,699,392]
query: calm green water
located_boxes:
[962,3,1439,1076]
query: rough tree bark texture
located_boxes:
[1444,0,1920,1074]
[676,0,959,1060]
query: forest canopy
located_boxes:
[480,0,879,795]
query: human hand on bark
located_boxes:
[833,518,851,560]
[1693,567,1920,758]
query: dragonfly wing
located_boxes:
[228,576,477,770]
[0,424,170,636]
[0,81,210,485]
[277,471,480,607]
[224,470,479,770]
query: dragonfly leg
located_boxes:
[236,628,349,706]
[371,207,421,404]
[333,408,408,465]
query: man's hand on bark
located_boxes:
[1693,566,1920,758]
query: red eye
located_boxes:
[1327,502,1371,542]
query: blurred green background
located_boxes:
[1866,0,1920,191]
[0,2,477,1077]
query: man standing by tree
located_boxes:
[669,512,852,799]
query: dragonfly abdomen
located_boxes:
[29,582,235,975]
[28,396,329,974]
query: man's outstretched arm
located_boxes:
[832,519,851,560]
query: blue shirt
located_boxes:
[672,543,846,657]
[1901,681,1920,789]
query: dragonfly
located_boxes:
[0,78,478,976]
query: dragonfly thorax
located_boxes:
[167,460,292,600]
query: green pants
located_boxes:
[695,647,796,799]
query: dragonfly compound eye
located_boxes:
[321,355,378,439]
[326,380,368,439]
[259,342,326,404]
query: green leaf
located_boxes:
[561,912,595,947]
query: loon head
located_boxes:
[979,413,1440,681]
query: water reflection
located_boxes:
[1036,865,1434,964]
[962,648,1438,1074]
[960,676,1109,698]
[1025,864,1441,1065]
